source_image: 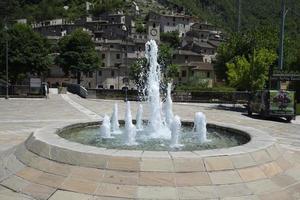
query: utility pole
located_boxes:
[237,0,241,32]
[278,0,287,71]
[277,0,288,89]
[5,22,9,99]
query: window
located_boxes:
[116,54,120,59]
[152,23,156,28]
[173,17,175,22]
[182,70,187,77]
[98,71,102,76]
[101,54,105,59]
[173,55,176,59]
[88,82,91,88]
[110,85,114,89]
[111,70,115,77]
[110,44,114,48]
[88,72,93,78]
[207,72,210,78]
[167,22,170,26]
[102,63,105,67]
[185,55,188,60]
[98,85,103,89]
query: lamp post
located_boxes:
[122,25,129,101]
[277,0,289,89]
[4,23,9,99]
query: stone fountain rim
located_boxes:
[23,120,276,168]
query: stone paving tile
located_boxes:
[142,151,171,158]
[34,172,66,188]
[70,166,104,182]
[0,175,30,192]
[209,170,242,184]
[177,186,216,200]
[38,159,72,177]
[284,164,300,181]
[60,177,98,194]
[259,162,282,177]
[276,156,293,171]
[238,167,267,182]
[204,156,234,171]
[173,158,205,172]
[258,190,293,200]
[140,158,174,172]
[137,186,178,200]
[95,183,138,199]
[139,172,175,186]
[230,154,257,169]
[270,174,297,188]
[21,182,56,200]
[251,150,272,165]
[215,183,252,198]
[0,186,34,200]
[221,195,260,200]
[107,156,140,171]
[245,179,281,195]
[49,190,92,200]
[175,172,211,186]
[286,182,300,199]
[266,146,281,160]
[104,170,138,185]
[16,167,43,182]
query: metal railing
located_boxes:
[0,85,45,97]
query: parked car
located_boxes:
[248,90,296,122]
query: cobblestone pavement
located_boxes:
[0,94,299,200]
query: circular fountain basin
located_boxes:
[23,120,276,170]
[58,121,250,151]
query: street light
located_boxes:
[122,25,129,101]
[277,0,289,89]
[4,23,9,99]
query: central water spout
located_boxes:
[145,40,171,139]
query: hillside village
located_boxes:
[16,1,224,90]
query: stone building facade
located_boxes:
[29,10,223,90]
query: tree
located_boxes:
[226,48,277,91]
[160,31,180,48]
[91,0,125,16]
[56,29,101,84]
[0,23,51,83]
[214,27,278,81]
[129,58,147,92]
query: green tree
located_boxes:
[214,27,278,81]
[56,29,101,84]
[226,48,277,91]
[129,58,147,92]
[160,31,180,48]
[0,23,51,83]
[91,0,125,16]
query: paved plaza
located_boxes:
[0,94,300,200]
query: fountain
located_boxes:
[136,104,143,130]
[124,101,137,145]
[170,115,182,148]
[144,40,171,139]
[111,103,121,134]
[194,112,209,143]
[59,40,250,151]
[100,114,113,138]
[163,83,174,128]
